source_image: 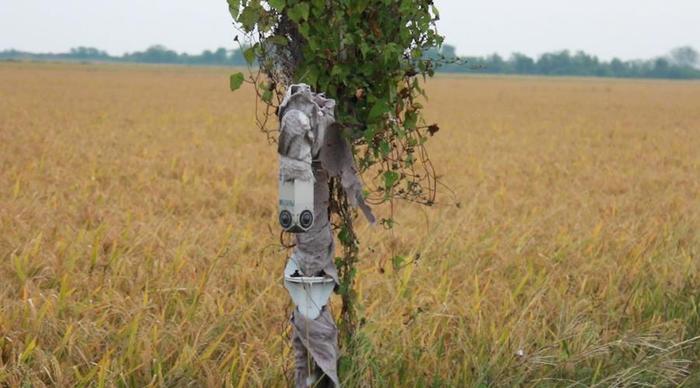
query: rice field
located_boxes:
[1,62,699,386]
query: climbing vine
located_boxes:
[228,0,443,346]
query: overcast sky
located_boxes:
[1,0,699,60]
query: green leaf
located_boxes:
[243,46,256,65]
[359,42,370,58]
[431,4,440,20]
[262,89,273,103]
[391,255,405,270]
[238,5,261,30]
[400,0,413,13]
[368,99,389,122]
[227,0,241,20]
[297,21,310,37]
[288,2,310,22]
[338,226,353,245]
[268,0,285,11]
[229,72,245,91]
[299,65,319,88]
[363,124,378,143]
[404,110,417,129]
[384,170,400,190]
[267,35,288,46]
[379,140,391,157]
[330,64,345,78]
[352,0,370,14]
[310,0,325,17]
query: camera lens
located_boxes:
[299,210,314,229]
[279,210,293,229]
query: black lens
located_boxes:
[299,210,314,229]
[279,210,293,229]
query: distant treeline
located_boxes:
[428,45,700,79]
[2,44,699,80]
[0,45,247,67]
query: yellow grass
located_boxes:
[1,62,699,386]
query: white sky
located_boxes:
[1,0,699,60]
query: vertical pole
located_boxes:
[289,165,340,387]
[279,86,340,387]
[280,84,373,387]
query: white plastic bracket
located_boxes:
[284,258,335,320]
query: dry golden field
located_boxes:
[1,62,699,386]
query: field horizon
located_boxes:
[1,62,699,386]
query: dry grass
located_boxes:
[1,62,699,386]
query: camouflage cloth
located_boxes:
[278,84,374,387]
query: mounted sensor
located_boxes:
[279,175,314,233]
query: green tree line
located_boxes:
[2,44,699,79]
[0,45,247,67]
[430,45,700,79]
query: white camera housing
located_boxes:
[279,176,314,233]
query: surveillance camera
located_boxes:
[279,175,314,233]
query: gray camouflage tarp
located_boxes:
[278,84,374,387]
